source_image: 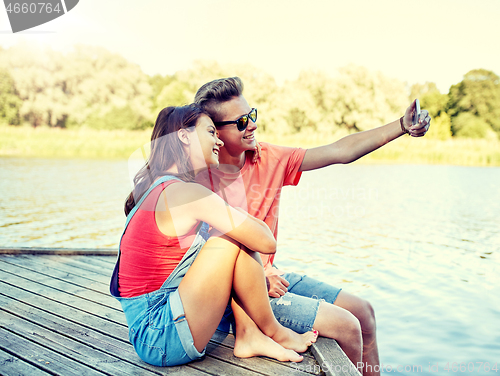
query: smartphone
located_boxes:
[413,99,421,125]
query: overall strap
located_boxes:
[123,175,180,232]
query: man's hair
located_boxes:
[194,77,244,122]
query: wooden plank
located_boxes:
[0,348,50,376]
[52,254,118,272]
[1,257,310,374]
[188,355,266,376]
[205,341,303,376]
[0,293,133,356]
[0,247,117,256]
[0,266,124,316]
[0,310,158,376]
[0,327,106,376]
[0,279,129,342]
[0,281,315,376]
[17,253,116,277]
[1,254,112,289]
[310,337,362,376]
[0,256,114,299]
[0,294,209,375]
[0,272,303,376]
[0,254,356,376]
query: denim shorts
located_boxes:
[269,272,342,334]
[217,272,342,335]
[122,288,205,367]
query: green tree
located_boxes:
[271,77,323,134]
[0,43,152,129]
[410,82,448,118]
[149,74,175,112]
[0,69,22,125]
[447,69,500,136]
[427,112,452,140]
[68,45,152,129]
[297,65,408,133]
[0,43,66,127]
[451,112,492,139]
[85,105,150,130]
[155,79,194,110]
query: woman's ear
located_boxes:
[177,129,190,145]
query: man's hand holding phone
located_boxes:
[402,99,431,137]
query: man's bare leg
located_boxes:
[312,301,363,365]
[334,291,379,376]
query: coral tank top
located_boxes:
[118,180,199,297]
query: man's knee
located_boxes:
[356,298,376,333]
[316,302,361,343]
[344,311,363,341]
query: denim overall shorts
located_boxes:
[110,175,210,366]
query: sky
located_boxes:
[1,0,499,93]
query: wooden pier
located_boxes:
[0,248,360,376]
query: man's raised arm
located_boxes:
[299,100,431,172]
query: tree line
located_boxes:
[1,43,499,140]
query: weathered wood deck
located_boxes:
[0,248,360,376]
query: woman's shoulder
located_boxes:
[163,180,215,206]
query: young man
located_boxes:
[194,77,430,376]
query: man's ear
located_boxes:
[177,129,190,145]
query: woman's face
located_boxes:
[188,114,223,171]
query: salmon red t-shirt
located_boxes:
[203,142,306,275]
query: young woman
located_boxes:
[109,104,317,367]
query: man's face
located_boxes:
[215,96,257,155]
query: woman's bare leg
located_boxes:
[231,298,303,361]
[177,236,316,360]
[229,247,317,352]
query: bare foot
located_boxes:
[234,325,304,363]
[271,328,318,353]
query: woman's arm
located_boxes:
[165,182,276,254]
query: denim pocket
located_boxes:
[147,291,170,330]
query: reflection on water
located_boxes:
[0,158,131,247]
[278,165,500,372]
[1,158,499,374]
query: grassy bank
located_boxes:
[1,125,499,166]
[0,125,152,159]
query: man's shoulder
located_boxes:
[258,141,300,154]
[258,141,305,161]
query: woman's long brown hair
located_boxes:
[124,104,208,216]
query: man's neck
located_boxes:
[218,148,246,172]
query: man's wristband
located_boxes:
[400,116,409,135]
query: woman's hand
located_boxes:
[402,99,432,137]
[252,141,262,163]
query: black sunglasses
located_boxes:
[213,108,257,131]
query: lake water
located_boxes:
[1,157,499,375]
